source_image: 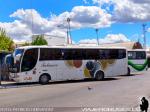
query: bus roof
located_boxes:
[127,49,146,52]
[16,45,127,50]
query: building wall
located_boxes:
[32,34,67,46]
[44,35,66,46]
[98,42,143,50]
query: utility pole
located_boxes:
[67,18,72,44]
[142,24,147,49]
[66,30,69,44]
[95,28,99,45]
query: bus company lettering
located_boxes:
[24,77,32,80]
[41,63,58,67]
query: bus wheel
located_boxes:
[127,67,131,76]
[95,71,104,81]
[39,74,50,85]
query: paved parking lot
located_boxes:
[0,70,150,112]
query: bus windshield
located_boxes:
[128,51,146,60]
[10,49,24,73]
[14,49,24,57]
[21,48,38,72]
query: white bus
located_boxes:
[9,46,128,84]
[127,49,148,75]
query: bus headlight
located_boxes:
[15,74,19,78]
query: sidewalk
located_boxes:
[0,81,40,89]
[0,81,16,89]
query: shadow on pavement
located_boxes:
[119,74,136,77]
[48,78,118,85]
[102,78,118,81]
[0,77,119,89]
[120,73,143,77]
[0,82,39,89]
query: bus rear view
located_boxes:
[127,49,148,75]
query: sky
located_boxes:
[0,0,150,46]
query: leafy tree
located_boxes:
[22,42,31,46]
[31,35,48,45]
[0,28,14,51]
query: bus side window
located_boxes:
[86,49,99,60]
[54,49,62,60]
[99,50,105,59]
[104,50,110,59]
[136,51,146,59]
[128,52,132,59]
[118,49,126,59]
[72,49,83,60]
[63,49,72,60]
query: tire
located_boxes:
[95,71,104,81]
[127,67,131,76]
[39,74,50,85]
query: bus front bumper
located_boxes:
[9,73,21,83]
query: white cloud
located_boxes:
[113,0,150,22]
[93,0,150,23]
[0,20,32,42]
[10,9,56,34]
[71,6,112,28]
[0,6,112,42]
[131,0,150,4]
[52,6,112,29]
[79,33,130,44]
[92,0,112,5]
[83,0,89,4]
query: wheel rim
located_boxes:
[96,72,103,80]
[41,75,48,83]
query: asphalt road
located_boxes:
[0,70,150,112]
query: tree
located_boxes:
[22,42,31,46]
[0,28,14,51]
[31,35,48,45]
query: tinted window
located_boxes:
[99,49,108,59]
[40,48,126,60]
[99,49,126,59]
[63,49,84,60]
[118,49,126,59]
[85,49,99,59]
[136,51,146,59]
[128,51,146,59]
[21,48,38,72]
[40,48,62,60]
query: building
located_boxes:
[99,41,143,49]
[32,34,67,46]
[79,41,143,50]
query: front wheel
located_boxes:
[39,74,50,85]
[95,71,104,81]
